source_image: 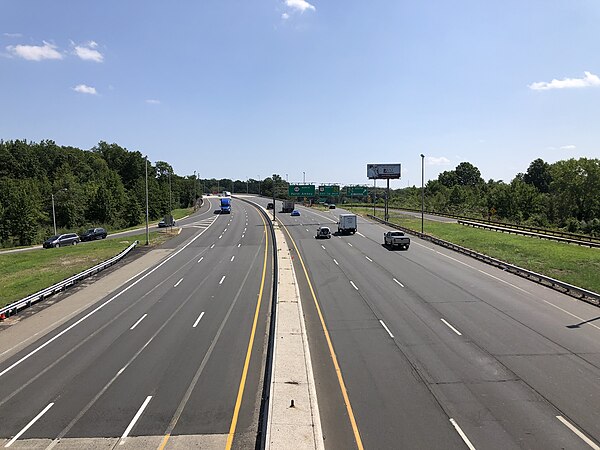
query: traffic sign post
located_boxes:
[288,184,315,197]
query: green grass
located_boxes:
[347,207,600,294]
[0,231,175,308]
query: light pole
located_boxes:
[169,170,172,219]
[145,156,149,245]
[246,178,249,194]
[258,175,261,196]
[303,171,305,183]
[51,188,67,235]
[286,173,288,183]
[420,154,425,234]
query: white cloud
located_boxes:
[285,0,316,12]
[146,99,161,104]
[282,12,290,20]
[3,33,22,38]
[426,156,451,166]
[560,144,576,151]
[529,71,600,91]
[73,41,103,62]
[6,41,63,61]
[73,84,97,95]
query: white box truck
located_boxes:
[337,214,357,235]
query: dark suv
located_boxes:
[80,227,107,241]
[43,233,80,248]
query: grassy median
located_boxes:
[0,230,176,309]
[347,207,600,294]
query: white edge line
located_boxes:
[5,403,54,447]
[219,275,226,285]
[557,415,600,450]
[174,277,183,288]
[119,396,152,445]
[441,318,462,336]
[449,418,476,450]
[0,208,221,378]
[379,320,394,338]
[193,311,205,328]
[130,314,148,330]
[393,278,405,287]
[350,281,358,290]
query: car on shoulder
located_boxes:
[291,209,300,216]
[43,233,80,248]
[80,227,107,241]
[329,204,336,209]
[315,226,331,239]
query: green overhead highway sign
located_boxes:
[288,184,315,197]
[345,186,369,196]
[318,185,340,196]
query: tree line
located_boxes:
[1,139,597,246]
[379,159,600,235]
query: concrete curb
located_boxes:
[266,220,324,450]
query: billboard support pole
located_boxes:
[385,179,390,222]
[373,179,376,216]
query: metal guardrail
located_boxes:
[458,220,600,248]
[0,241,139,319]
[368,215,600,307]
[351,203,600,244]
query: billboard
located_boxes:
[288,184,316,197]
[367,163,402,180]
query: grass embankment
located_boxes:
[347,207,600,294]
[0,230,176,308]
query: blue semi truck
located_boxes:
[220,197,231,214]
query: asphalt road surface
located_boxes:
[250,196,600,450]
[0,197,274,449]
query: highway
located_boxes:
[252,196,600,450]
[0,197,274,448]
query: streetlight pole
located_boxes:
[51,193,57,236]
[420,154,425,234]
[145,156,149,245]
[303,171,305,183]
[51,188,67,235]
[258,175,261,196]
[246,178,249,194]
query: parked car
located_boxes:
[329,204,336,209]
[315,226,332,239]
[291,209,300,216]
[80,227,107,241]
[158,217,176,227]
[43,233,80,248]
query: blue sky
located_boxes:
[2,1,599,188]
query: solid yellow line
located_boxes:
[281,222,364,450]
[157,433,170,450]
[225,210,268,450]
